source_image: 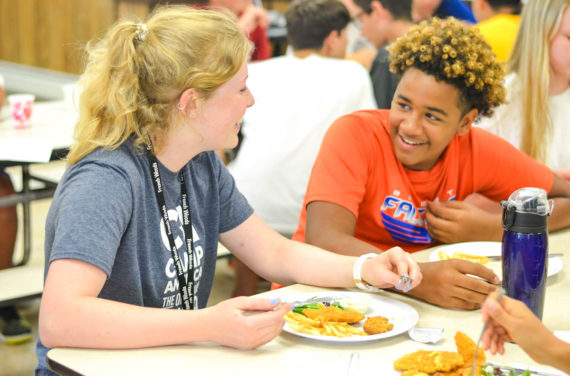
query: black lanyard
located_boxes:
[146,140,194,310]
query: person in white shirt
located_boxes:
[476,0,570,181]
[228,0,377,296]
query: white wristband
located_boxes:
[353,253,382,292]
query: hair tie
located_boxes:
[135,23,148,42]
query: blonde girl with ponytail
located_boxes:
[36,6,421,375]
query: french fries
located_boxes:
[284,311,368,338]
[438,250,490,265]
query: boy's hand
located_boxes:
[425,201,502,243]
[404,260,499,310]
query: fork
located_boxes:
[345,352,360,376]
[286,296,344,307]
[470,289,505,376]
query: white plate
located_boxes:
[282,291,418,343]
[429,241,563,278]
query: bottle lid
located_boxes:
[506,187,551,215]
[501,187,552,233]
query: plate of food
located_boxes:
[282,291,418,343]
[429,241,563,279]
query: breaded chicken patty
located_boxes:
[302,306,364,324]
[363,316,394,334]
[394,350,464,374]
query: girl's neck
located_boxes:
[152,128,202,173]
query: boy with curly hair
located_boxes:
[292,18,570,310]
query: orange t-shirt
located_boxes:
[292,110,554,253]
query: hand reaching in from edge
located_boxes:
[206,297,291,350]
[481,292,565,365]
[426,200,502,244]
[360,247,422,291]
[405,260,500,310]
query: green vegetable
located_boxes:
[292,301,347,315]
[479,365,532,375]
[331,302,347,310]
[292,303,321,314]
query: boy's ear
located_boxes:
[457,108,479,136]
[322,30,339,56]
[370,0,388,17]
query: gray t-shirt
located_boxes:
[36,140,253,375]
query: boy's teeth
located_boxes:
[403,137,421,145]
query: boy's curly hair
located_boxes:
[388,17,506,118]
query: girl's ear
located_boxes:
[177,88,200,118]
[458,107,479,136]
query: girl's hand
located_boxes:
[361,247,423,291]
[206,297,291,350]
[481,292,559,363]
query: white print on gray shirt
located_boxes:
[160,205,204,309]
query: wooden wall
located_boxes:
[0,0,151,74]
[0,0,290,75]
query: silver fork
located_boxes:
[471,289,505,376]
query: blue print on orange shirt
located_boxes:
[380,196,432,244]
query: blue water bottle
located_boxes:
[501,187,552,319]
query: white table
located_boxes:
[0,100,77,266]
[0,264,44,307]
[46,229,570,376]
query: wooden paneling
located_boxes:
[117,1,150,20]
[0,0,291,74]
[0,0,151,74]
[262,0,292,12]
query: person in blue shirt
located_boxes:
[412,0,476,23]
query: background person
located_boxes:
[187,0,272,61]
[339,0,377,65]
[412,0,476,23]
[477,0,570,181]
[471,0,522,63]
[35,6,421,375]
[0,73,32,345]
[228,0,377,297]
[292,17,570,310]
[0,74,5,107]
[481,291,570,374]
[352,0,415,109]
